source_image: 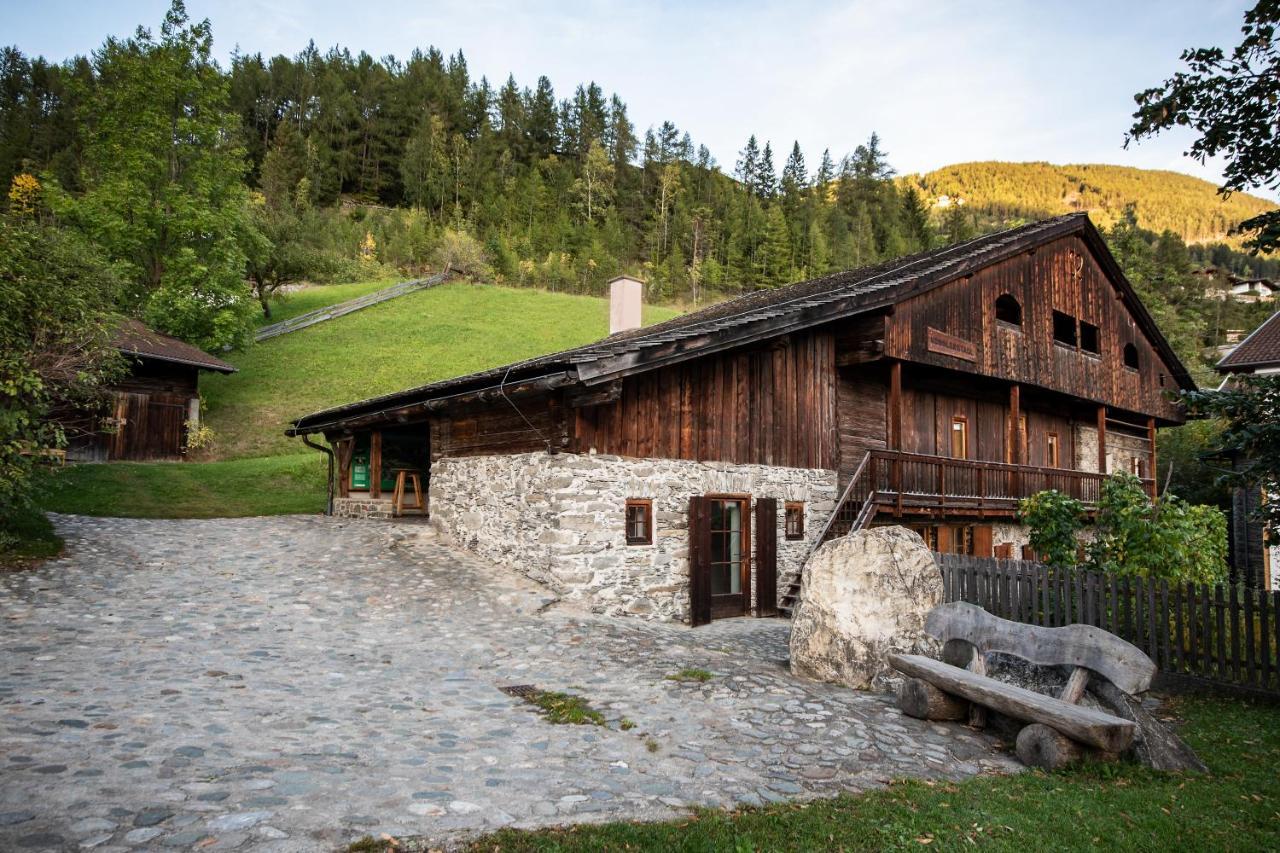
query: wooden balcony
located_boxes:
[863,449,1131,519]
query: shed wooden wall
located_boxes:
[898,384,1076,466]
[570,331,838,470]
[884,234,1183,422]
[430,398,561,459]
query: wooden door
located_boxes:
[688,496,712,626]
[755,498,778,617]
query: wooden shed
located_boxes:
[66,320,237,462]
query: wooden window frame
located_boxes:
[784,501,805,541]
[625,498,653,546]
[1046,431,1060,468]
[950,415,969,460]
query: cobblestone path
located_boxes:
[0,515,1018,851]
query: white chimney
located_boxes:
[608,275,644,335]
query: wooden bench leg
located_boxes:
[1016,723,1083,770]
[898,677,969,721]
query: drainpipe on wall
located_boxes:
[301,435,335,516]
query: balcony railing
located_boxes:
[866,449,1132,514]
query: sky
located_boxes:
[0,0,1262,195]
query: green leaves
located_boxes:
[1020,473,1228,583]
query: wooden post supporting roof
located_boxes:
[1096,406,1107,475]
[889,361,902,450]
[1008,384,1021,464]
[370,430,382,499]
[1147,417,1158,499]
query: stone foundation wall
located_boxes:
[332,495,396,520]
[429,451,838,622]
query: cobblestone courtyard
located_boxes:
[1,515,1018,851]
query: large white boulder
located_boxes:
[789,525,942,690]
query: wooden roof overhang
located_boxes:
[286,214,1196,438]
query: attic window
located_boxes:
[1079,321,1100,355]
[1123,343,1140,371]
[995,294,1022,327]
[1052,311,1077,347]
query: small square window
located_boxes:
[625,499,652,545]
[784,502,805,540]
[1079,321,1100,354]
[1052,310,1077,347]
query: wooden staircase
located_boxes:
[778,452,878,618]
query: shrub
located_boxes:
[1017,490,1085,568]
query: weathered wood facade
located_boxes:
[291,215,1196,620]
[67,322,236,462]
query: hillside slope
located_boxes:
[199,282,681,460]
[907,162,1276,246]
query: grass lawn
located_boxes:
[255,279,399,327]
[38,454,326,518]
[0,504,64,568]
[463,695,1278,852]
[202,282,681,460]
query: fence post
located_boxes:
[1244,587,1256,686]
[1228,584,1240,684]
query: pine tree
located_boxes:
[757,141,777,199]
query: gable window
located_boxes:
[625,499,652,545]
[1052,310,1077,347]
[950,416,969,459]
[1047,432,1060,468]
[995,294,1022,327]
[1079,321,1100,355]
[1123,343,1140,371]
[784,502,805,540]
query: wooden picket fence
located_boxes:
[936,554,1280,696]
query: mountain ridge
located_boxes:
[904,161,1276,248]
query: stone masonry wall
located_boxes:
[429,451,838,623]
[332,496,396,520]
[1074,425,1150,476]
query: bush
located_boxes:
[1021,473,1228,583]
[433,228,492,279]
[1018,490,1085,568]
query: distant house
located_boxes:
[287,214,1193,625]
[66,321,237,462]
[1216,309,1280,590]
[1205,276,1278,303]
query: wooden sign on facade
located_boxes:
[926,327,978,362]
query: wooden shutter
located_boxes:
[755,498,778,617]
[973,525,993,558]
[994,542,1014,559]
[688,496,712,627]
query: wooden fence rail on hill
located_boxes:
[254,270,451,342]
[936,554,1280,697]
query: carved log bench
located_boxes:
[888,602,1157,769]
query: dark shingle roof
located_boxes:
[288,213,1192,434]
[113,320,237,374]
[1217,310,1280,372]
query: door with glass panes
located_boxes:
[688,495,751,623]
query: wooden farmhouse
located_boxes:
[288,214,1194,625]
[67,320,236,462]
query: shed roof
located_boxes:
[113,319,237,374]
[1217,310,1280,372]
[288,213,1194,435]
